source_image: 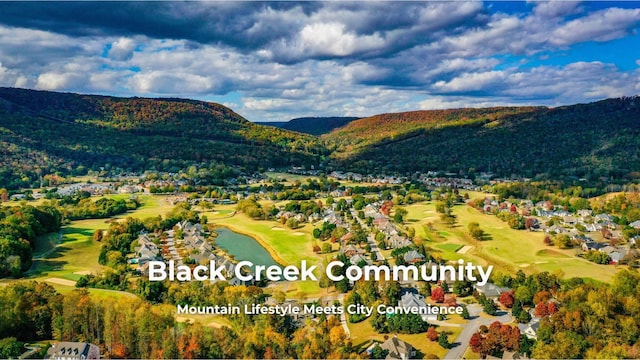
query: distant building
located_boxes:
[474,283,510,299]
[45,341,100,360]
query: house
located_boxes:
[45,341,100,360]
[387,234,411,249]
[403,250,425,264]
[379,336,416,360]
[474,283,510,299]
[595,214,614,223]
[577,209,593,218]
[562,216,577,226]
[398,292,433,321]
[518,315,541,340]
[601,246,626,264]
[350,254,370,266]
[343,244,360,257]
[582,241,607,252]
[630,220,640,229]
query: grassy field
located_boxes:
[402,200,620,283]
[212,213,319,266]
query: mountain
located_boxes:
[323,97,640,179]
[2,87,640,189]
[257,117,360,135]
[0,87,327,189]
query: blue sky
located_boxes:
[0,1,638,121]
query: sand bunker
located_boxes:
[73,270,93,275]
[293,232,305,236]
[45,278,76,286]
[271,227,285,231]
[457,245,473,254]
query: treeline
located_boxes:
[0,204,61,276]
[0,281,356,359]
[51,193,140,220]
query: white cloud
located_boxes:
[109,37,137,61]
[551,7,640,46]
[433,71,507,93]
[35,72,85,90]
[129,71,216,94]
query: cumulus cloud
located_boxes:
[0,2,638,121]
[109,37,136,60]
[551,7,640,46]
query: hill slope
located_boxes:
[0,88,326,189]
[323,97,640,179]
[258,117,360,135]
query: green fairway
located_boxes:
[403,201,620,282]
[436,243,464,253]
[213,213,320,266]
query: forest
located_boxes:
[0,204,61,276]
[2,88,640,191]
[323,96,640,179]
[0,281,354,359]
[0,87,326,190]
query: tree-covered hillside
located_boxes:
[0,88,327,189]
[2,87,640,188]
[324,97,640,179]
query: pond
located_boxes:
[214,227,280,267]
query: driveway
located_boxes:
[444,304,512,359]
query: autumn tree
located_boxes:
[431,286,445,303]
[499,291,515,308]
[426,326,438,341]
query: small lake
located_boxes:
[214,227,280,267]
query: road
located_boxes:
[367,234,385,261]
[350,209,385,261]
[444,304,512,359]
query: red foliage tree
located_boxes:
[427,326,438,341]
[444,294,457,307]
[470,321,521,357]
[547,301,558,315]
[510,204,518,213]
[543,235,552,246]
[525,217,535,230]
[431,286,445,303]
[499,290,515,308]
[534,301,549,317]
[469,332,483,353]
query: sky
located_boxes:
[0,1,639,122]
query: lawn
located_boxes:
[347,319,461,359]
[435,243,464,253]
[402,201,619,283]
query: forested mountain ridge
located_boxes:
[2,87,640,189]
[323,97,640,179]
[258,117,360,135]
[0,87,326,189]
